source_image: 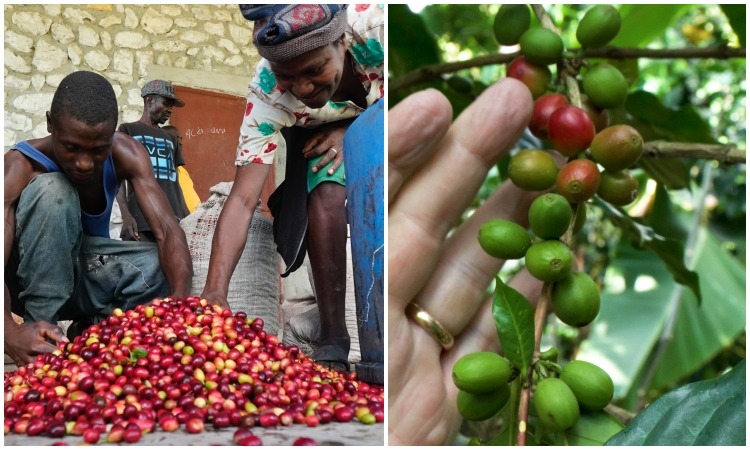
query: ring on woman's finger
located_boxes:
[405,302,454,351]
[330,147,338,155]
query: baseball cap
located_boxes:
[141,80,185,107]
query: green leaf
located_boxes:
[641,238,701,306]
[492,276,535,376]
[421,4,499,55]
[611,5,695,48]
[576,242,681,400]
[606,359,746,446]
[625,90,718,144]
[130,347,148,364]
[650,228,747,389]
[565,412,624,445]
[637,157,691,191]
[388,4,441,76]
[721,4,746,44]
[595,198,702,305]
[577,227,745,403]
[541,411,624,446]
[644,184,689,242]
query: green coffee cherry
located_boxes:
[551,271,600,327]
[576,5,621,48]
[525,240,573,282]
[457,385,511,421]
[478,219,532,260]
[519,28,564,66]
[508,149,559,191]
[534,378,580,432]
[540,347,559,363]
[597,170,639,206]
[528,193,573,240]
[560,360,614,411]
[447,75,474,94]
[452,351,512,394]
[582,64,629,109]
[493,4,531,46]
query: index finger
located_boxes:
[389,78,533,308]
[388,89,453,204]
[302,133,326,154]
[39,323,68,344]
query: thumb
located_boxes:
[41,325,68,344]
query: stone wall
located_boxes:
[4,3,260,148]
[3,4,315,302]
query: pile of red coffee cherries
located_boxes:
[4,296,384,445]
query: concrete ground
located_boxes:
[1,405,384,446]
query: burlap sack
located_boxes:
[181,182,280,336]
[280,245,361,364]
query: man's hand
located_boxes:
[302,126,347,175]
[388,79,543,445]
[120,214,140,241]
[5,321,67,367]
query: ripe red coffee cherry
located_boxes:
[529,93,570,140]
[507,56,552,99]
[556,159,601,203]
[548,106,596,157]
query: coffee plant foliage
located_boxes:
[389,4,745,446]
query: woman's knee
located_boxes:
[309,182,346,208]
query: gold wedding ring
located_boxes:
[405,302,454,351]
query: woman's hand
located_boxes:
[302,125,348,175]
[388,79,544,445]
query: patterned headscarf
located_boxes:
[239,4,348,62]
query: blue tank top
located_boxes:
[12,141,119,238]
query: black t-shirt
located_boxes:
[118,121,190,232]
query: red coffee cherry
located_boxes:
[548,106,596,157]
[529,93,570,140]
[556,159,601,203]
[507,56,552,99]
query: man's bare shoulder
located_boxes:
[4,150,36,200]
[112,130,142,153]
[111,131,150,179]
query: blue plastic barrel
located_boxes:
[343,100,384,385]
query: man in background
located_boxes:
[117,80,190,241]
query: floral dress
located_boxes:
[235,4,384,166]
